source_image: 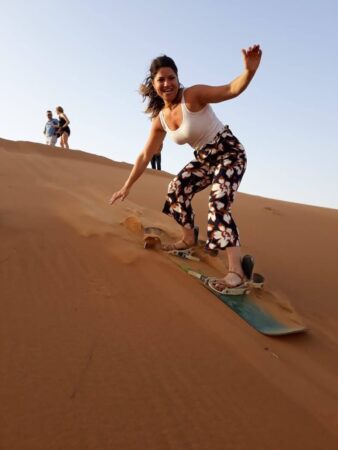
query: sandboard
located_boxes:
[184,269,306,336]
[143,227,306,336]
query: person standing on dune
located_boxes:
[43,110,59,146]
[109,45,262,292]
[150,143,162,170]
[55,106,71,149]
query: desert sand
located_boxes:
[1,138,338,450]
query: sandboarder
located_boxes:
[109,45,262,292]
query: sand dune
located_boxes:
[1,138,338,450]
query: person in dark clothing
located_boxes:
[150,144,162,170]
[56,106,71,149]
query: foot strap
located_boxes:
[206,277,249,296]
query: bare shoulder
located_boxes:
[183,85,208,110]
[151,114,165,132]
[183,85,200,99]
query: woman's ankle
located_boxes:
[182,229,195,244]
[228,265,244,276]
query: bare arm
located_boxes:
[189,45,262,105]
[109,117,166,204]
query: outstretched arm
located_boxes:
[189,45,262,105]
[109,117,166,205]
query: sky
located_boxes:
[1,0,337,209]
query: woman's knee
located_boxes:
[167,176,182,194]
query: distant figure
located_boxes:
[55,106,71,149]
[44,110,59,146]
[150,143,162,170]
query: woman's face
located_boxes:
[152,67,179,103]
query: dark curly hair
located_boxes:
[139,55,180,118]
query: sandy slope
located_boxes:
[1,138,338,450]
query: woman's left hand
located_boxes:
[242,45,262,72]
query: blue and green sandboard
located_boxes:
[187,270,306,336]
[210,290,305,336]
[144,227,307,336]
[177,264,307,336]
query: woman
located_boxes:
[56,106,71,149]
[109,45,262,292]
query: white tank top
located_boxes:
[159,89,224,150]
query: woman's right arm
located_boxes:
[109,117,165,205]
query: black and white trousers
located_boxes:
[162,126,247,250]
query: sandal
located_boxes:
[207,272,248,296]
[162,240,192,252]
[162,226,199,252]
[207,271,248,295]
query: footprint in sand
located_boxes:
[263,206,282,216]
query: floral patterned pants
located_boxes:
[162,126,247,250]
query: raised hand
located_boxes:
[109,186,130,205]
[241,45,262,73]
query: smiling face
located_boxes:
[152,67,180,104]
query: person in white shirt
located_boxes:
[44,111,59,146]
[110,45,262,292]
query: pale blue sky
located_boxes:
[1,0,337,208]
